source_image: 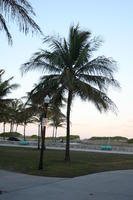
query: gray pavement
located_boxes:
[1,143,133,155]
[0,170,133,199]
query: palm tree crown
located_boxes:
[21,25,120,161]
[0,69,19,109]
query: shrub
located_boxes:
[58,135,80,141]
[128,139,133,144]
[90,136,128,141]
[0,132,22,137]
[30,135,38,139]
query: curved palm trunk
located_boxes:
[65,91,72,161]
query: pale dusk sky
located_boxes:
[0,0,133,139]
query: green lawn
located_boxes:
[0,146,133,177]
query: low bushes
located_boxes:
[0,132,22,138]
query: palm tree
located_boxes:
[8,99,23,132]
[0,107,9,133]
[50,107,66,141]
[25,91,51,147]
[0,69,19,110]
[0,69,19,134]
[26,89,65,141]
[20,105,36,141]
[0,0,42,44]
[21,25,120,161]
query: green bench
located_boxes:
[101,145,112,150]
[19,140,29,145]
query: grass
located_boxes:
[0,146,133,177]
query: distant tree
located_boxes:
[19,105,37,141]
[8,99,23,132]
[21,25,120,161]
[0,0,42,44]
[50,107,66,141]
[0,69,19,132]
[0,107,9,133]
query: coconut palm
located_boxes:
[26,88,65,141]
[19,105,37,141]
[21,25,120,161]
[0,69,19,110]
[8,99,23,132]
[0,107,9,133]
[0,0,42,44]
[50,107,66,141]
[0,69,19,133]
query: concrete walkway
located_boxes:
[0,170,133,200]
[1,143,133,155]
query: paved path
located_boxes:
[1,143,133,155]
[0,170,133,199]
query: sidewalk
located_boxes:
[0,170,133,200]
[1,143,133,155]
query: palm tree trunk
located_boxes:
[55,127,57,142]
[12,123,14,132]
[3,122,6,133]
[3,122,6,140]
[10,122,13,132]
[65,90,72,161]
[23,124,26,141]
[15,124,18,132]
[52,126,55,141]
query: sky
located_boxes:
[0,0,133,139]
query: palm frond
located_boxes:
[79,74,120,91]
[21,49,63,75]
[74,79,117,113]
[77,56,117,77]
[0,0,42,44]
[0,14,12,44]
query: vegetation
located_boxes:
[7,99,23,132]
[0,96,38,140]
[58,135,80,141]
[20,106,37,140]
[30,135,38,139]
[21,25,120,161]
[30,135,80,141]
[0,147,133,177]
[0,70,19,133]
[0,0,42,44]
[128,139,133,144]
[49,107,66,140]
[90,136,128,141]
[0,132,22,138]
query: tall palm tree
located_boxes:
[0,0,42,44]
[21,25,120,161]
